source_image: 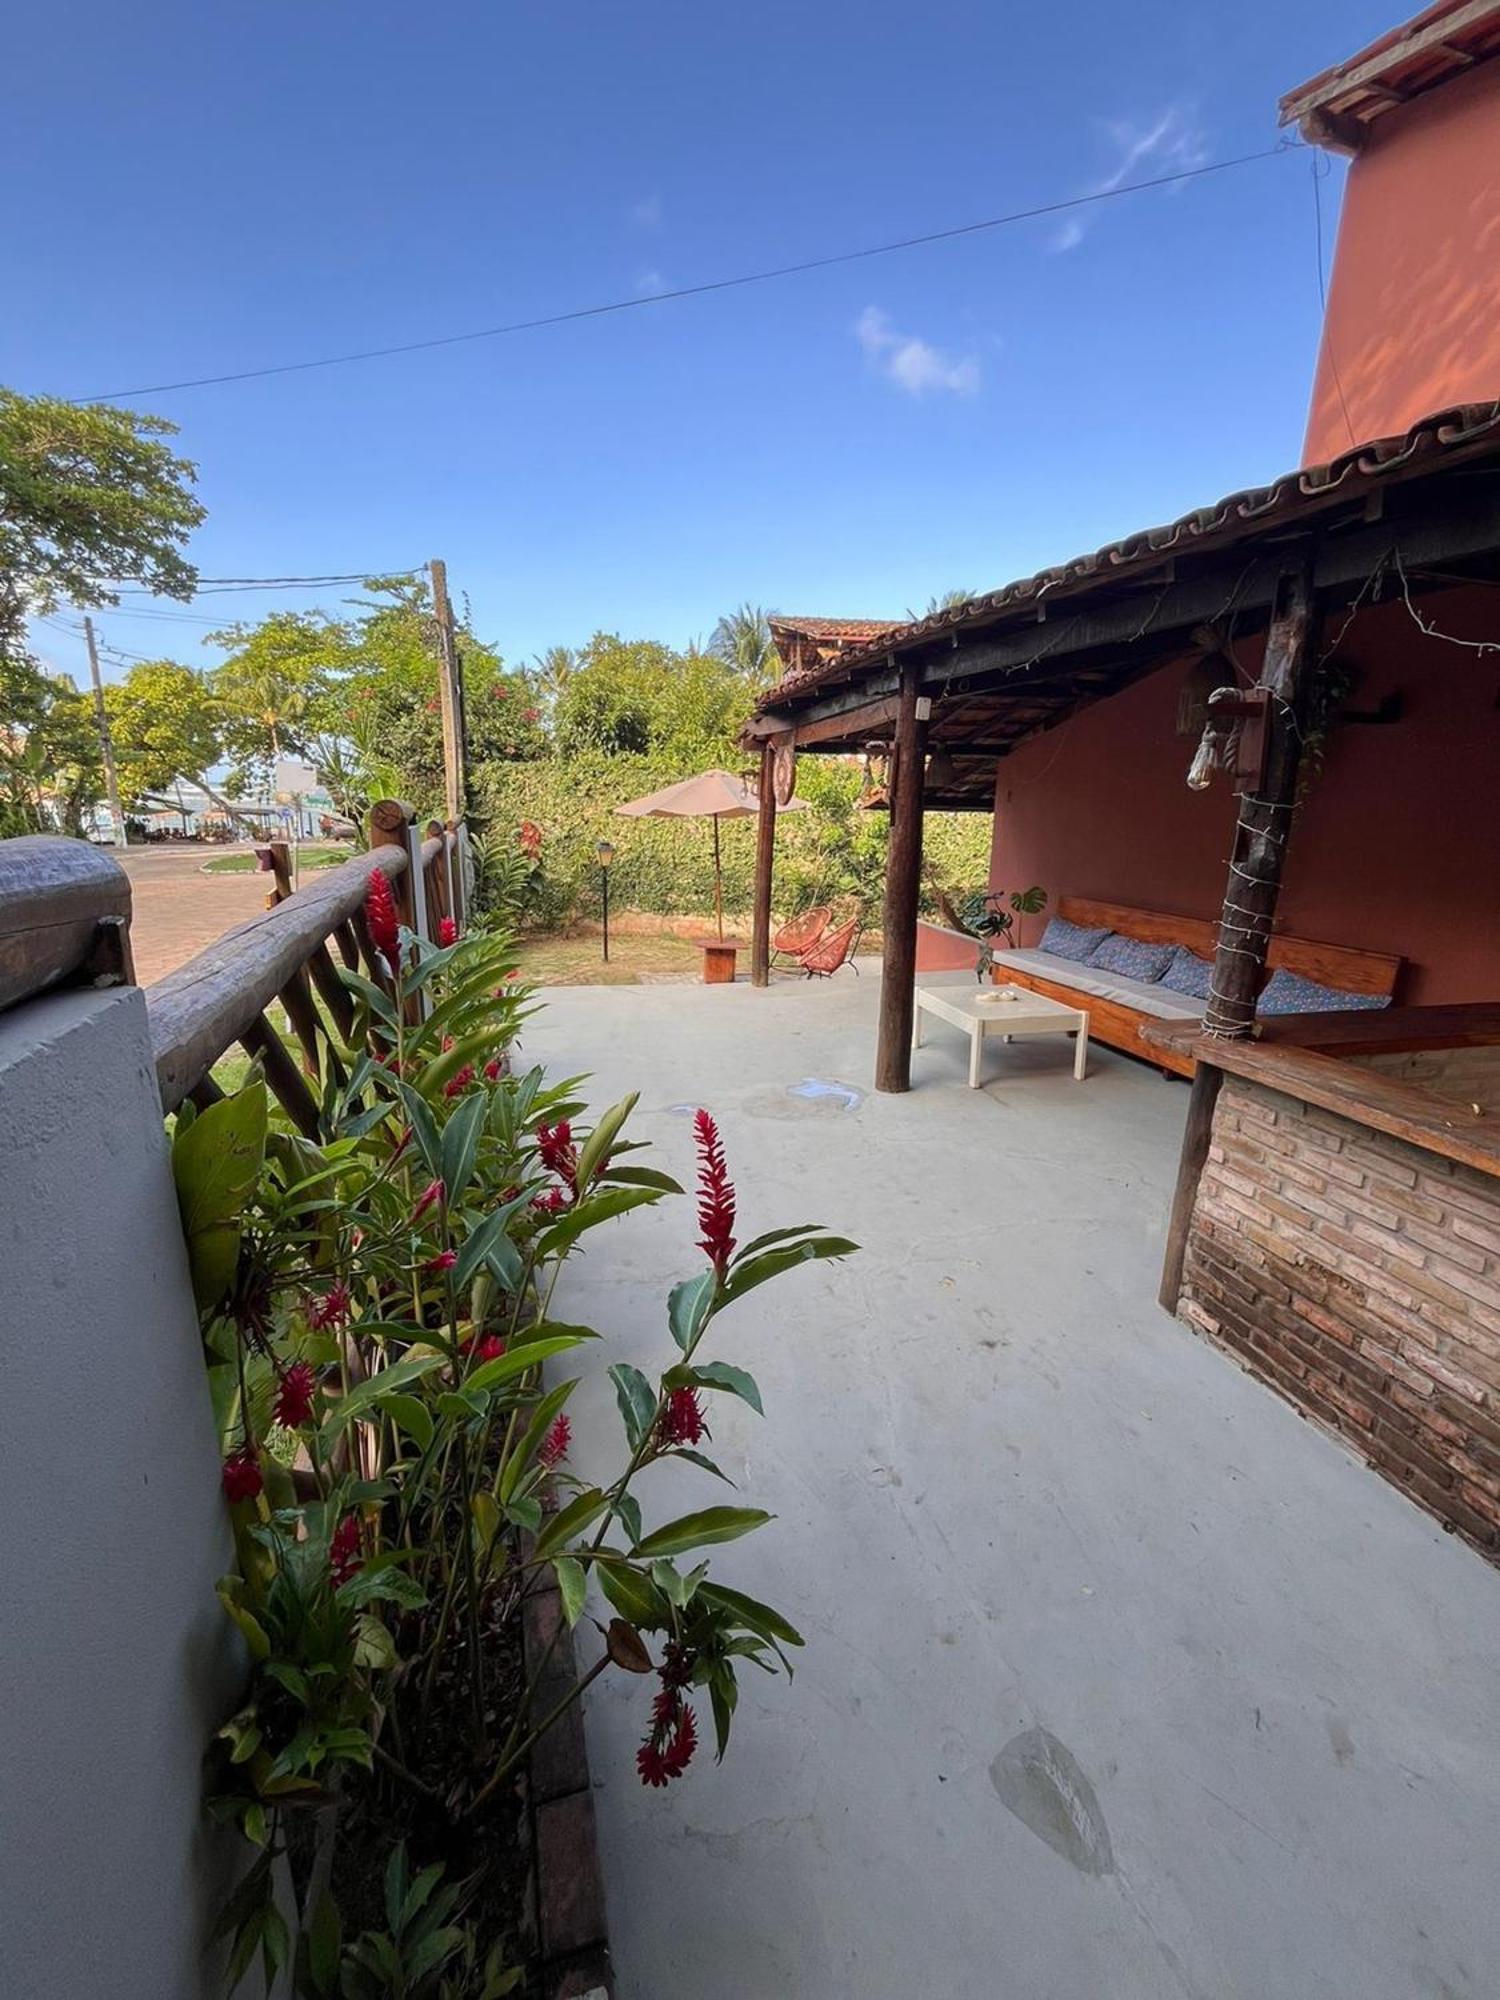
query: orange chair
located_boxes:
[771,905,832,970]
[799,915,864,978]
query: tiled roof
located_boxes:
[768,617,896,641]
[1281,1,1500,148]
[767,617,908,689]
[758,400,1500,712]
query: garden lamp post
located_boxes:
[597,838,615,962]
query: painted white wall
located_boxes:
[0,986,241,1999]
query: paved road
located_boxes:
[117,846,266,985]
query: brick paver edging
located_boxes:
[521,1573,616,1999]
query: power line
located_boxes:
[77,146,1297,402]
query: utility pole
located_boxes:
[83,615,129,849]
[428,558,468,824]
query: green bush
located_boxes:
[471,753,991,931]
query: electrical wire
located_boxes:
[76,145,1298,401]
[1309,150,1360,452]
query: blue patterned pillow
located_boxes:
[1257,967,1389,1015]
[1159,943,1214,999]
[1086,932,1175,983]
[1038,916,1113,964]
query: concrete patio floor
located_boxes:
[528,973,1500,2000]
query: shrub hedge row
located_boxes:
[471,753,992,931]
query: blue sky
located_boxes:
[6,0,1395,687]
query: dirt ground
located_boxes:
[118,845,269,985]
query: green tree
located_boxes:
[552,633,748,760]
[0,388,203,833]
[908,587,973,619]
[709,603,776,683]
[104,659,250,827]
[208,609,349,790]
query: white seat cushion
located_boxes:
[996,949,1207,1021]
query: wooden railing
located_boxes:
[146,802,469,1134]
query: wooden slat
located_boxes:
[1197,1040,1500,1181]
[1059,896,1218,959]
[241,1013,323,1140]
[1057,897,1402,998]
[306,940,356,1042]
[333,921,360,972]
[994,964,1196,1077]
[277,965,325,1079]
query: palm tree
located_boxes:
[531,645,578,713]
[709,604,776,682]
[907,588,974,620]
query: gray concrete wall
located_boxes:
[0,986,239,1999]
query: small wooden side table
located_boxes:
[697,939,741,984]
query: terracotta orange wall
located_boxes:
[986,588,1500,1006]
[1304,61,1500,464]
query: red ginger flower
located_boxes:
[444,1064,475,1098]
[518,820,542,859]
[329,1512,363,1587]
[439,916,458,946]
[306,1283,351,1332]
[412,1178,444,1220]
[462,1332,507,1364]
[537,1121,577,1192]
[637,1691,697,1787]
[484,1052,508,1082]
[221,1446,263,1504]
[424,1248,457,1275]
[274,1360,317,1429]
[364,867,401,979]
[693,1109,737,1276]
[539,1413,571,1468]
[660,1386,706,1448]
[532,1186,569,1217]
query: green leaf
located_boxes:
[593,1556,663,1627]
[615,1491,644,1546]
[709,1661,738,1760]
[631,1506,772,1561]
[651,1558,690,1609]
[397,1079,443,1175]
[668,1271,715,1353]
[463,1331,593,1396]
[336,965,396,1025]
[696,1581,806,1648]
[554,1555,587,1627]
[719,1235,859,1305]
[171,1081,268,1311]
[439,1091,487,1205]
[601,1165,684,1194]
[608,1362,657,1451]
[572,1091,638,1192]
[318,1352,447,1445]
[498,1378,578,1503]
[506,1494,542,1531]
[534,1184,662,1259]
[380,1392,434,1451]
[732,1223,828,1261]
[216,1579,270,1661]
[533,1486,609,1558]
[452,1190,531,1293]
[684,1360,763,1415]
[307,1890,342,1995]
[670,1447,735,1485]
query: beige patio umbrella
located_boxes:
[615,767,806,941]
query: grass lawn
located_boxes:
[512,930,704,985]
[203,845,351,875]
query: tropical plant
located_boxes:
[708,603,776,684]
[177,881,853,1993]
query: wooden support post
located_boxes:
[445,819,465,930]
[1158,1061,1225,1311]
[429,559,468,824]
[369,801,415,929]
[750,743,777,988]
[1203,561,1317,1040]
[875,671,929,1093]
[425,821,451,934]
[333,921,361,972]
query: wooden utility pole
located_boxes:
[750,741,778,987]
[83,616,128,849]
[874,670,930,1093]
[428,559,468,824]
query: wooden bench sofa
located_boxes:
[987,896,1402,1079]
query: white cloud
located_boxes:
[630,194,662,228]
[1051,105,1207,253]
[635,267,666,295]
[854,306,980,398]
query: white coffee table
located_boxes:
[912,976,1089,1088]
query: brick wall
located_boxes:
[1179,1074,1500,1562]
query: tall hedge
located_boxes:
[471,753,992,930]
